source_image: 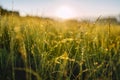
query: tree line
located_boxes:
[0,5,119,24]
[0,6,19,16]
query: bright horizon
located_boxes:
[0,0,120,19]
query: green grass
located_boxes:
[0,15,120,80]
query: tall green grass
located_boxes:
[0,15,120,80]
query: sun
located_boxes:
[55,6,75,19]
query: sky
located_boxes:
[0,0,120,19]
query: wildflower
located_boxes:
[60,51,69,60]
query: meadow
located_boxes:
[0,15,120,80]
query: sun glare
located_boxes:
[55,6,76,19]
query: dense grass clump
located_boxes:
[0,15,120,80]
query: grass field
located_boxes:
[0,15,120,80]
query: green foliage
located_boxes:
[0,15,120,80]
